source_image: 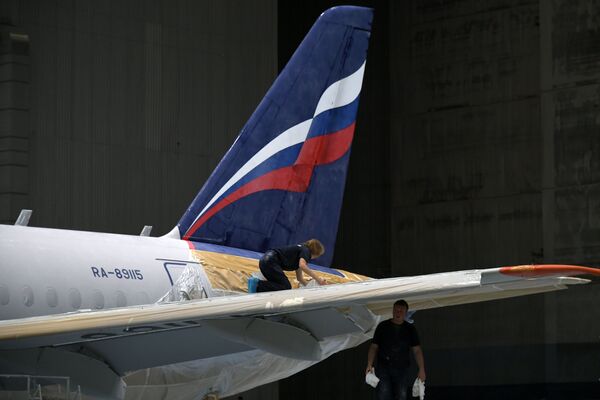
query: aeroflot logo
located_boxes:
[183,62,366,240]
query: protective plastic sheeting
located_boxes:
[124,327,378,400]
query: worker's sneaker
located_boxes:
[248,277,259,293]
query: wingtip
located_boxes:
[499,264,600,278]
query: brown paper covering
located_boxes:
[191,250,370,292]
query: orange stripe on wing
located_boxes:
[499,264,600,278]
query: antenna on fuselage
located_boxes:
[140,225,153,236]
[15,209,32,226]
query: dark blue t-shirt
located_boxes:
[273,244,311,271]
[372,319,420,368]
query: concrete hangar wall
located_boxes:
[1,1,599,400]
[280,1,600,400]
[0,0,278,235]
[388,1,600,398]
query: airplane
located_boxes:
[1,5,599,400]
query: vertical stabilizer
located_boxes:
[176,7,373,266]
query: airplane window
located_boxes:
[0,285,8,305]
[69,288,82,309]
[46,287,58,308]
[115,290,127,307]
[22,286,34,307]
[92,290,104,309]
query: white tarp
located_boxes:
[124,321,378,400]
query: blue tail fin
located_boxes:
[176,6,373,266]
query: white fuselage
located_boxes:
[0,224,192,320]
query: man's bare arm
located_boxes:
[412,345,426,381]
[299,258,325,285]
[295,268,307,286]
[366,343,378,374]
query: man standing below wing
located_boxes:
[366,300,426,400]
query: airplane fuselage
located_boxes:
[0,224,354,321]
[0,224,193,320]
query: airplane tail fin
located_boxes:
[174,6,373,266]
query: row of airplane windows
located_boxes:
[0,285,149,309]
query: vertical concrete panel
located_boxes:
[391,0,543,275]
[390,0,600,395]
[548,0,600,267]
[144,22,162,152]
[13,0,277,236]
[541,3,600,392]
[391,0,548,390]
[0,28,30,223]
[552,0,600,85]
[402,3,540,114]
[552,86,600,263]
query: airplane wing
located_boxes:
[0,264,598,375]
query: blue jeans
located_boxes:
[376,365,409,400]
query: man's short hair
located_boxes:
[393,299,409,309]
[304,238,325,258]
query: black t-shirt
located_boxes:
[273,244,311,271]
[372,319,420,368]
